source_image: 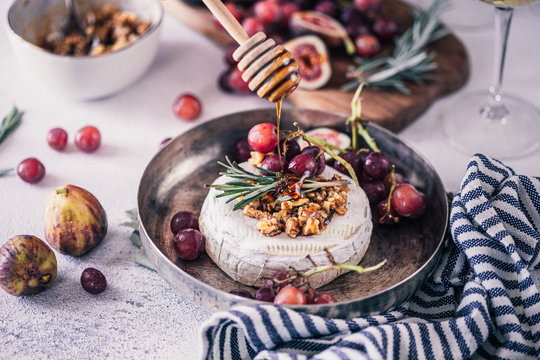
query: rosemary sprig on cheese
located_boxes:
[208,157,349,211]
[342,0,449,94]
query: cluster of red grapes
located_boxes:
[170,211,206,261]
[13,126,102,184]
[215,0,399,94]
[233,123,426,223]
[330,149,426,223]
[230,271,336,305]
[235,123,326,178]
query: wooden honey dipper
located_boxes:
[201,0,301,102]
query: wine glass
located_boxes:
[441,0,540,159]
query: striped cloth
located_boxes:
[200,154,540,359]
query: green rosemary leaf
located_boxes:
[0,106,23,146]
[343,0,449,93]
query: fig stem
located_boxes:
[0,168,14,177]
[56,188,69,196]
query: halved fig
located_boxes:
[284,35,331,90]
[289,11,355,55]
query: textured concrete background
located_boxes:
[1,0,540,359]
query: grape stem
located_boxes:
[380,165,399,224]
[301,260,387,278]
[345,83,381,153]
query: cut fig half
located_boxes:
[284,35,332,90]
[289,11,355,55]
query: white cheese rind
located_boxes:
[200,163,372,289]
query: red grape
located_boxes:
[233,138,252,162]
[81,268,107,294]
[75,126,101,153]
[373,17,398,41]
[242,17,265,37]
[315,0,340,18]
[230,289,253,298]
[391,184,427,218]
[47,127,68,151]
[17,158,45,184]
[301,146,326,175]
[361,180,386,204]
[173,229,205,261]
[364,152,389,179]
[224,43,238,66]
[355,34,381,58]
[354,0,382,12]
[261,154,287,174]
[281,139,301,162]
[254,1,282,25]
[383,172,408,193]
[214,3,244,29]
[288,154,317,177]
[173,93,202,121]
[218,70,234,93]
[312,292,337,304]
[377,199,400,225]
[333,151,361,176]
[254,286,275,302]
[248,123,278,153]
[274,285,307,305]
[170,211,199,234]
[228,68,250,94]
[279,2,300,27]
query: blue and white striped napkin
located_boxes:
[200,154,540,359]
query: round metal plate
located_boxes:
[137,108,448,318]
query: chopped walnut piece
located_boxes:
[248,151,265,166]
[38,5,151,56]
[242,174,350,238]
[256,216,283,236]
[302,218,321,236]
[285,217,301,238]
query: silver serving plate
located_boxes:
[137,108,448,318]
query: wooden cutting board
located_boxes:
[163,0,470,132]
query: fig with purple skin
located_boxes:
[0,235,57,296]
[289,11,355,54]
[43,185,108,256]
[284,35,331,90]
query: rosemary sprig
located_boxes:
[0,105,23,145]
[208,157,349,211]
[342,0,449,94]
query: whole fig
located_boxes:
[0,235,57,296]
[44,185,107,256]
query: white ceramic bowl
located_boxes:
[6,0,163,100]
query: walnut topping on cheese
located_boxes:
[242,175,350,238]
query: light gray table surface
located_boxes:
[1,1,539,359]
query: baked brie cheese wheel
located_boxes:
[200,163,372,289]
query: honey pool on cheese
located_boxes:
[199,163,372,289]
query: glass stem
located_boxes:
[481,6,513,122]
